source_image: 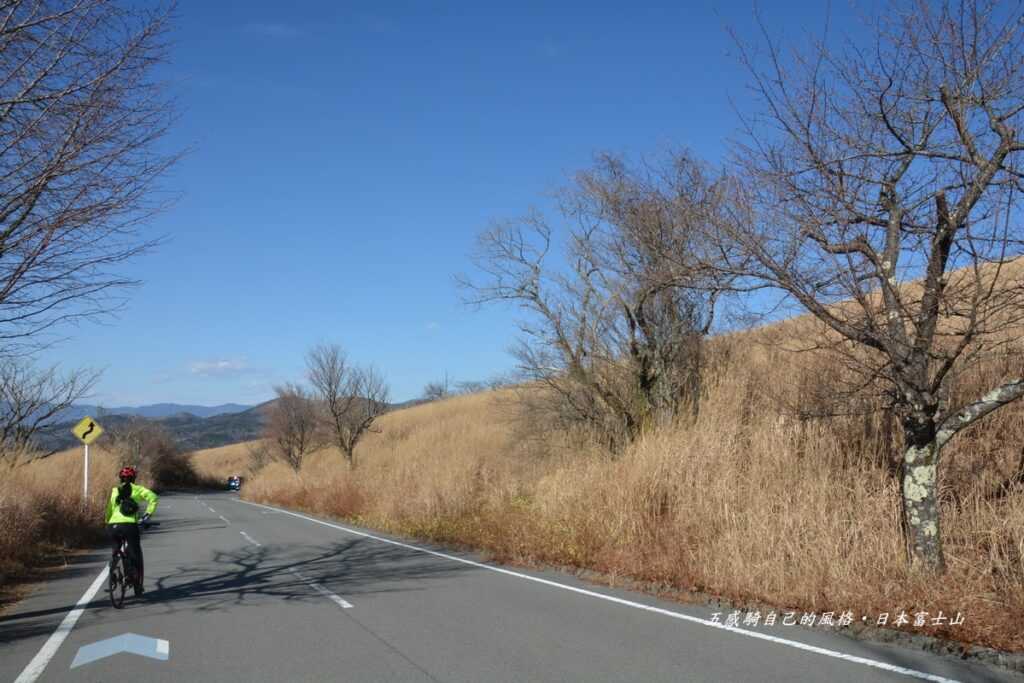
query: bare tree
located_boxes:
[461,152,732,449]
[265,383,322,472]
[422,372,452,401]
[0,359,99,452]
[718,0,1024,571]
[0,1,179,355]
[104,418,183,485]
[306,344,389,468]
[104,416,157,470]
[443,373,516,396]
[246,440,273,473]
[484,371,517,391]
[455,380,486,394]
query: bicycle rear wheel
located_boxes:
[123,551,144,598]
[131,565,143,597]
[109,555,126,609]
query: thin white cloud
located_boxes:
[425,321,440,331]
[240,22,301,39]
[189,359,249,378]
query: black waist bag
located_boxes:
[116,485,139,517]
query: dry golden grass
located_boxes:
[191,440,259,481]
[0,440,208,591]
[0,446,126,586]
[214,337,1024,653]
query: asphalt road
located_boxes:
[0,492,1019,682]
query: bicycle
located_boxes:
[108,517,149,608]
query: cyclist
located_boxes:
[105,466,158,592]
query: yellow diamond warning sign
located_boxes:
[72,416,103,445]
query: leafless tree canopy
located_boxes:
[104,418,203,488]
[265,382,322,472]
[105,417,170,469]
[246,439,273,473]
[0,358,98,452]
[423,373,514,399]
[0,0,178,354]
[422,372,452,402]
[306,343,389,468]
[461,152,733,450]
[718,0,1024,570]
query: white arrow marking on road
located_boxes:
[289,567,353,609]
[70,633,170,668]
[237,499,962,683]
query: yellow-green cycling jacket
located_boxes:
[105,483,159,525]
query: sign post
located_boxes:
[71,416,104,501]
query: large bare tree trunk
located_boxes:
[716,0,1024,573]
[899,379,1024,570]
[900,437,945,571]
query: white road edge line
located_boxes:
[240,531,262,546]
[13,566,110,683]
[289,567,353,609]
[234,498,960,683]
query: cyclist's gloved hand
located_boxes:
[140,513,151,524]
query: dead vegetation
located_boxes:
[1,447,130,587]
[191,330,1024,652]
[0,428,214,591]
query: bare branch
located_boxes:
[0,356,98,451]
[715,0,1024,571]
[264,382,322,472]
[306,343,389,468]
[0,1,180,355]
[937,377,1024,447]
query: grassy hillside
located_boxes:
[192,336,1024,653]
[192,440,260,482]
[0,446,125,587]
[0,443,211,591]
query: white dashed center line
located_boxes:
[289,568,353,609]
[240,531,261,546]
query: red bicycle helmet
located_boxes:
[119,466,137,480]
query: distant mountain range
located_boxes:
[35,402,265,453]
[55,402,253,422]
[34,398,423,454]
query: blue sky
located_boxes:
[38,0,871,406]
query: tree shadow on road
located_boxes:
[0,535,474,645]
[0,549,113,645]
[146,538,472,614]
[138,518,224,535]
